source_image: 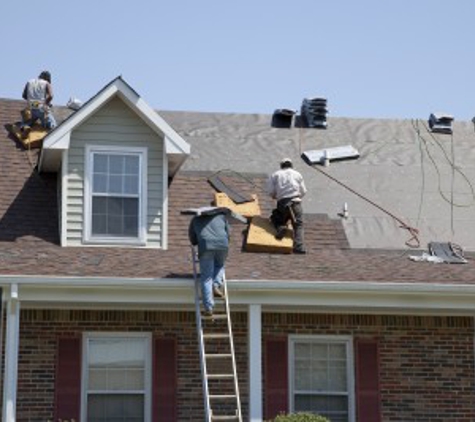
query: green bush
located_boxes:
[268,412,330,422]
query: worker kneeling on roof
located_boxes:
[21,70,57,131]
[267,158,308,254]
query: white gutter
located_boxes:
[1,276,475,315]
[0,275,473,294]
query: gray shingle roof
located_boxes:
[1,98,475,284]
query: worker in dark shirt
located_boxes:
[189,212,229,316]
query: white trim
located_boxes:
[1,277,475,314]
[2,285,20,422]
[288,335,355,422]
[81,331,152,422]
[39,77,190,175]
[162,149,168,249]
[60,149,68,246]
[248,305,262,422]
[83,145,148,246]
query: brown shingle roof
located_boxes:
[1,98,474,284]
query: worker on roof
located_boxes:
[189,212,229,317]
[267,158,308,254]
[21,70,57,130]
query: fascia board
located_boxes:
[3,276,475,314]
[43,84,119,150]
[117,88,190,156]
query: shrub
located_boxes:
[268,412,330,422]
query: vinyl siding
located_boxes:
[65,97,164,248]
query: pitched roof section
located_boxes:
[38,76,190,175]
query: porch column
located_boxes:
[3,284,20,422]
[248,304,262,421]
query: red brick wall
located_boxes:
[262,313,475,422]
[13,309,248,422]
[6,310,475,421]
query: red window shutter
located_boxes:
[153,337,177,422]
[355,338,381,422]
[54,337,81,421]
[265,337,288,420]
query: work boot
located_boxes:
[203,309,213,318]
[275,227,286,240]
[213,286,225,299]
[293,247,307,254]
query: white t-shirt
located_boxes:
[25,78,49,108]
[267,168,307,201]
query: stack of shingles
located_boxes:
[428,113,454,134]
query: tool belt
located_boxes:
[28,100,46,110]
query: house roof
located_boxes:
[1,96,475,288]
[38,76,190,176]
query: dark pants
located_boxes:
[271,198,305,251]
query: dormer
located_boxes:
[38,77,190,249]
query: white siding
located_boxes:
[65,97,164,248]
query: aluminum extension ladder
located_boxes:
[191,247,243,422]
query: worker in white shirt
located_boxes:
[22,70,57,130]
[267,158,307,254]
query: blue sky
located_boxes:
[1,1,474,120]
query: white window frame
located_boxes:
[289,335,355,422]
[81,332,152,422]
[84,145,148,246]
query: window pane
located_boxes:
[94,174,108,193]
[124,175,139,195]
[92,215,107,235]
[88,394,144,422]
[329,362,347,391]
[92,198,139,238]
[109,175,123,194]
[295,394,348,422]
[89,338,146,368]
[329,344,346,360]
[94,154,108,173]
[109,155,125,175]
[311,344,327,359]
[125,155,140,174]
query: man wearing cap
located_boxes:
[267,158,307,254]
[22,70,57,130]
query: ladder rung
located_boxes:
[206,353,232,359]
[202,314,227,320]
[207,373,234,379]
[212,416,240,421]
[204,333,229,339]
[209,394,237,400]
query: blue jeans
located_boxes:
[199,249,227,311]
[23,108,57,129]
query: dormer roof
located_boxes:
[39,76,190,175]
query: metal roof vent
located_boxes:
[271,109,296,128]
[300,97,328,129]
[429,112,454,134]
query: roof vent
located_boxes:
[271,109,296,128]
[429,112,453,134]
[300,97,328,129]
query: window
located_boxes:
[82,333,151,422]
[289,336,355,422]
[84,146,147,244]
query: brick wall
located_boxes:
[263,313,475,422]
[13,309,248,422]
[5,310,475,421]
